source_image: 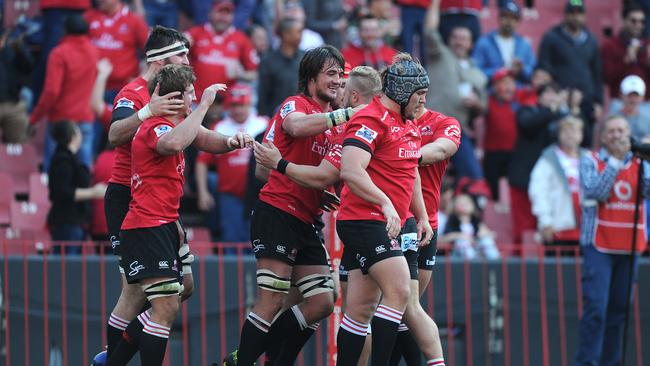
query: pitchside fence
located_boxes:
[0,241,647,366]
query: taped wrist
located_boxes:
[295,273,334,297]
[277,159,289,174]
[179,243,194,274]
[137,104,153,121]
[326,108,353,128]
[257,269,291,293]
[142,279,184,301]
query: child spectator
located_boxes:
[442,193,500,260]
[47,121,106,254]
[482,68,519,200]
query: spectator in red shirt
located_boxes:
[185,0,258,100]
[602,2,650,101]
[30,14,99,172]
[341,16,397,70]
[438,0,482,44]
[482,68,518,200]
[32,0,91,102]
[84,0,149,98]
[195,84,268,243]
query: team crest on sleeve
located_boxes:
[355,125,378,143]
[280,101,296,119]
[154,125,172,137]
[115,97,135,110]
[444,125,461,140]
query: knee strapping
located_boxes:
[179,243,194,274]
[141,279,184,301]
[256,269,291,293]
[296,273,334,298]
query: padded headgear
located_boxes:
[382,58,429,115]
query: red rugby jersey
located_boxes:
[259,95,331,223]
[85,5,149,91]
[337,97,421,224]
[417,109,461,229]
[185,25,258,100]
[324,124,347,170]
[121,117,185,230]
[109,77,150,186]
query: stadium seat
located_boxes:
[29,172,49,204]
[0,227,45,255]
[0,173,13,225]
[10,200,49,232]
[0,144,40,194]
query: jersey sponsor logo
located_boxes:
[280,101,296,119]
[312,141,329,156]
[131,174,143,190]
[265,121,276,142]
[355,125,378,143]
[115,97,135,110]
[276,245,287,254]
[375,245,387,254]
[356,254,367,268]
[391,126,402,133]
[158,261,169,269]
[445,125,461,140]
[252,239,265,252]
[400,232,419,252]
[614,180,633,201]
[426,258,436,266]
[154,125,172,137]
[110,235,120,249]
[128,261,145,276]
[398,147,421,159]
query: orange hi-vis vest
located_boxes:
[593,154,648,254]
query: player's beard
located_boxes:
[316,89,336,105]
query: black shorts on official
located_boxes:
[119,222,183,284]
[417,229,438,270]
[250,201,329,266]
[104,182,131,256]
[400,217,419,280]
[336,220,404,274]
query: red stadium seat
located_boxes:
[29,172,49,204]
[0,144,40,194]
[0,173,13,225]
[10,200,50,232]
[0,227,47,255]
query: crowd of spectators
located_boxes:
[0,0,647,257]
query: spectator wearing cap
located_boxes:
[30,14,99,172]
[482,68,520,201]
[537,0,603,139]
[341,15,397,70]
[602,2,650,101]
[472,2,536,84]
[424,0,487,181]
[84,0,149,99]
[302,0,347,49]
[185,0,259,100]
[195,84,268,243]
[257,17,304,118]
[609,74,650,139]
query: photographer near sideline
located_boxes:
[575,115,650,365]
